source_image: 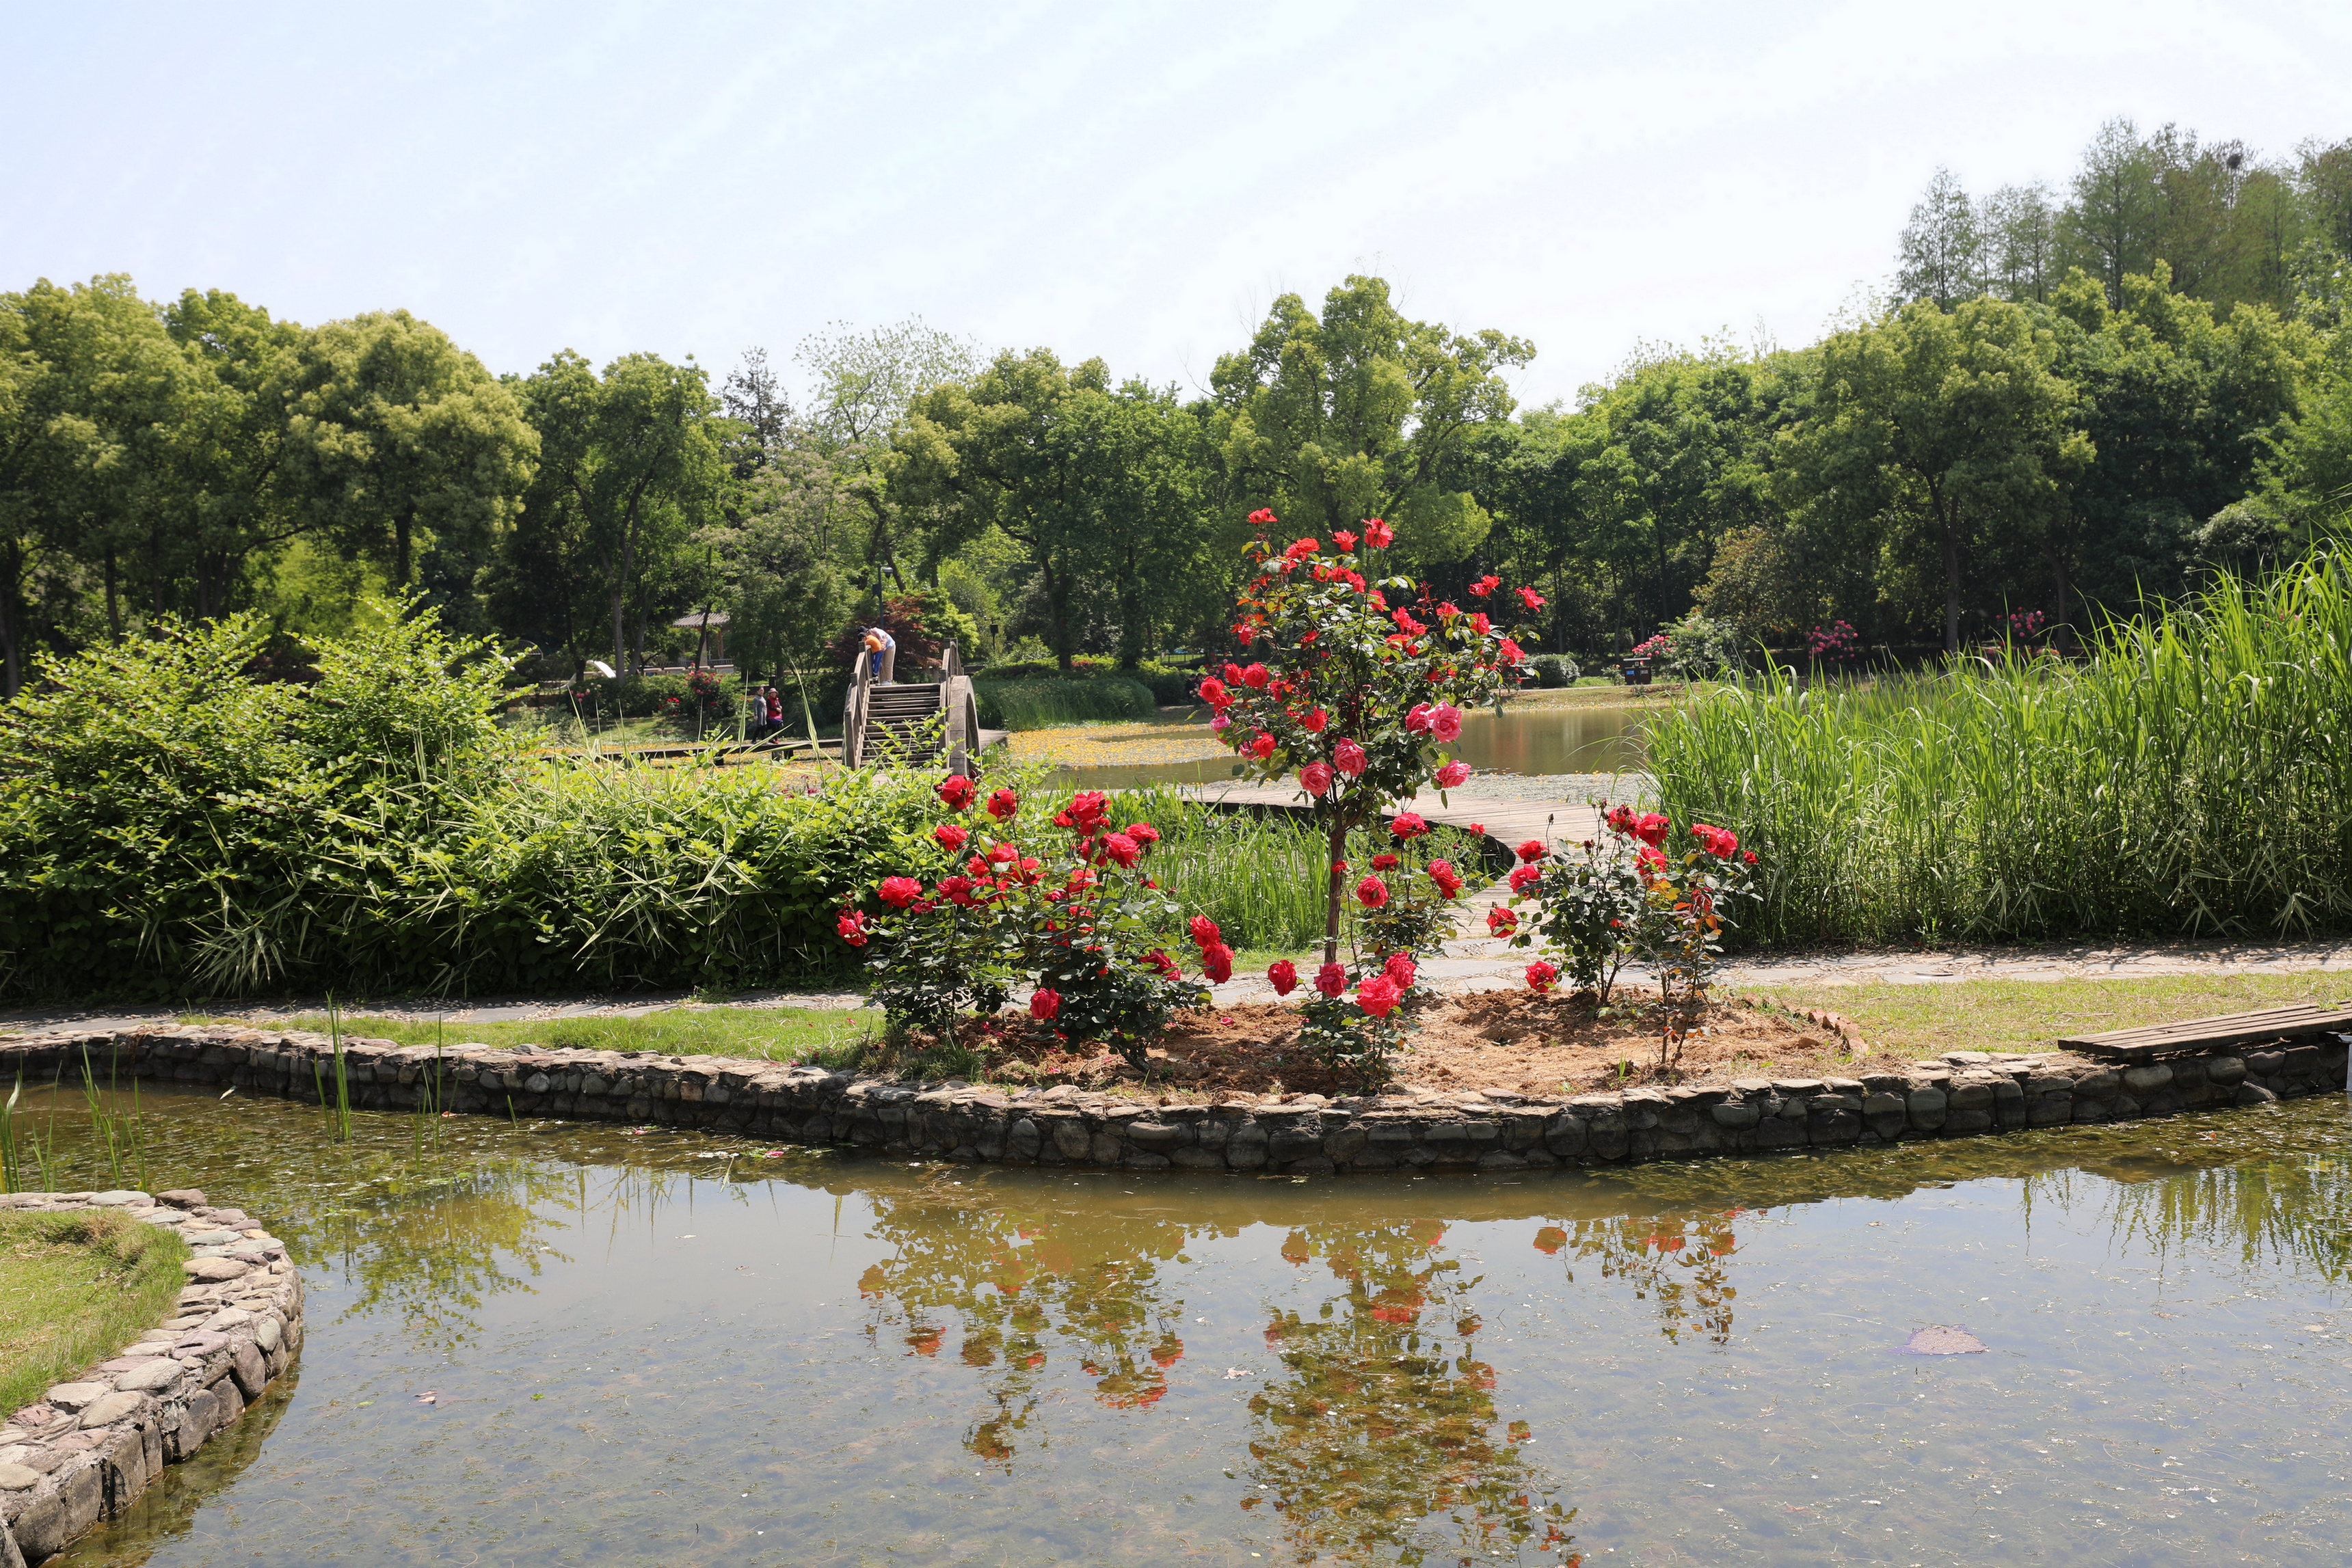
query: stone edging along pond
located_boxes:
[3,1024,2346,1183]
[0,1187,304,1568]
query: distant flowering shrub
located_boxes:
[1807,620,1860,664]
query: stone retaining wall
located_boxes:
[3,1026,2344,1185]
[0,1188,304,1567]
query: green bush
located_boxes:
[1645,558,2352,945]
[0,606,940,999]
[1527,654,1581,688]
[974,677,1159,729]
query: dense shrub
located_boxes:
[1646,558,2352,945]
[1527,654,1581,688]
[0,607,938,999]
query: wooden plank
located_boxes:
[2060,1003,2352,1059]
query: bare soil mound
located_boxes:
[966,989,1914,1099]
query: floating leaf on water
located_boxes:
[1900,1324,1986,1355]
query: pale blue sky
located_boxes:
[9,0,2347,408]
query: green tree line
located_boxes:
[5,117,2351,695]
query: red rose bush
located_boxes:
[1196,508,1538,1082]
[840,776,1205,1064]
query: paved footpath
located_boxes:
[5,775,2345,1036]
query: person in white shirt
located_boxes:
[861,627,897,684]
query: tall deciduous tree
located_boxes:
[1787,298,2091,652]
[1208,276,1532,568]
[1896,167,1983,309]
[278,310,536,593]
[520,349,724,672]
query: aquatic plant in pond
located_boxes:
[1644,556,2352,945]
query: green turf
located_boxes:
[181,1005,880,1065]
[0,1208,190,1414]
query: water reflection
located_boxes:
[16,1087,2352,1566]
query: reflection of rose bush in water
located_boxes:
[1244,1219,1579,1565]
[1533,1209,1746,1348]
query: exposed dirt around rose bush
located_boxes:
[955,988,1919,1100]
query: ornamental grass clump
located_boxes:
[1498,805,1761,1073]
[1201,510,1539,1083]
[840,778,1204,1065]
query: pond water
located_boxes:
[1051,701,1658,792]
[21,1087,2352,1566]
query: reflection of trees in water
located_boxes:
[1531,1209,1743,1348]
[1246,1218,1577,1565]
[2054,1145,2352,1284]
[852,1176,1203,1467]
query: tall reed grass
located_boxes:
[1644,557,2352,945]
[975,677,1159,730]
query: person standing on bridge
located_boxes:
[860,626,896,684]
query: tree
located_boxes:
[1787,298,2090,652]
[1208,276,1532,569]
[520,350,725,672]
[0,275,195,694]
[2061,118,2168,308]
[895,349,1212,670]
[1980,182,2060,304]
[278,310,536,593]
[1896,167,1983,309]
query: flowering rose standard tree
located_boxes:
[1497,803,1761,1072]
[1201,509,1537,1081]
[840,778,1205,1064]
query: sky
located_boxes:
[8,0,2349,411]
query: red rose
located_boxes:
[1516,839,1546,863]
[1356,973,1402,1017]
[936,774,976,810]
[939,874,978,906]
[1372,852,1400,871]
[1467,821,1485,835]
[836,908,868,945]
[1694,823,1739,858]
[1495,637,1525,664]
[1233,663,1266,689]
[1335,739,1367,776]
[1250,733,1276,760]
[1283,537,1320,561]
[1486,906,1519,936]
[1313,962,1347,998]
[1391,811,1429,839]
[987,840,1017,863]
[1428,860,1464,897]
[1507,863,1541,893]
[1126,821,1160,846]
[1515,585,1545,611]
[1332,529,1358,551]
[1632,812,1670,848]
[1382,951,1416,989]
[1201,942,1234,983]
[1364,518,1393,548]
[1355,874,1389,908]
[879,876,924,908]
[1100,832,1142,868]
[1299,761,1333,796]
[1198,677,1230,707]
[1030,988,1061,1021]
[1268,959,1299,995]
[1146,949,1181,981]
[1302,707,1328,733]
[1248,507,1279,526]
[1743,850,1759,865]
[933,823,970,852]
[1525,960,1558,994]
[987,787,1020,820]
[1188,915,1222,948]
[1470,574,1499,597]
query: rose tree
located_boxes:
[1197,510,1538,1079]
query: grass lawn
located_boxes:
[181,1006,881,1066]
[0,1207,189,1413]
[1765,971,2352,1061]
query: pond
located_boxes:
[1049,700,1659,792]
[23,1086,2352,1566]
